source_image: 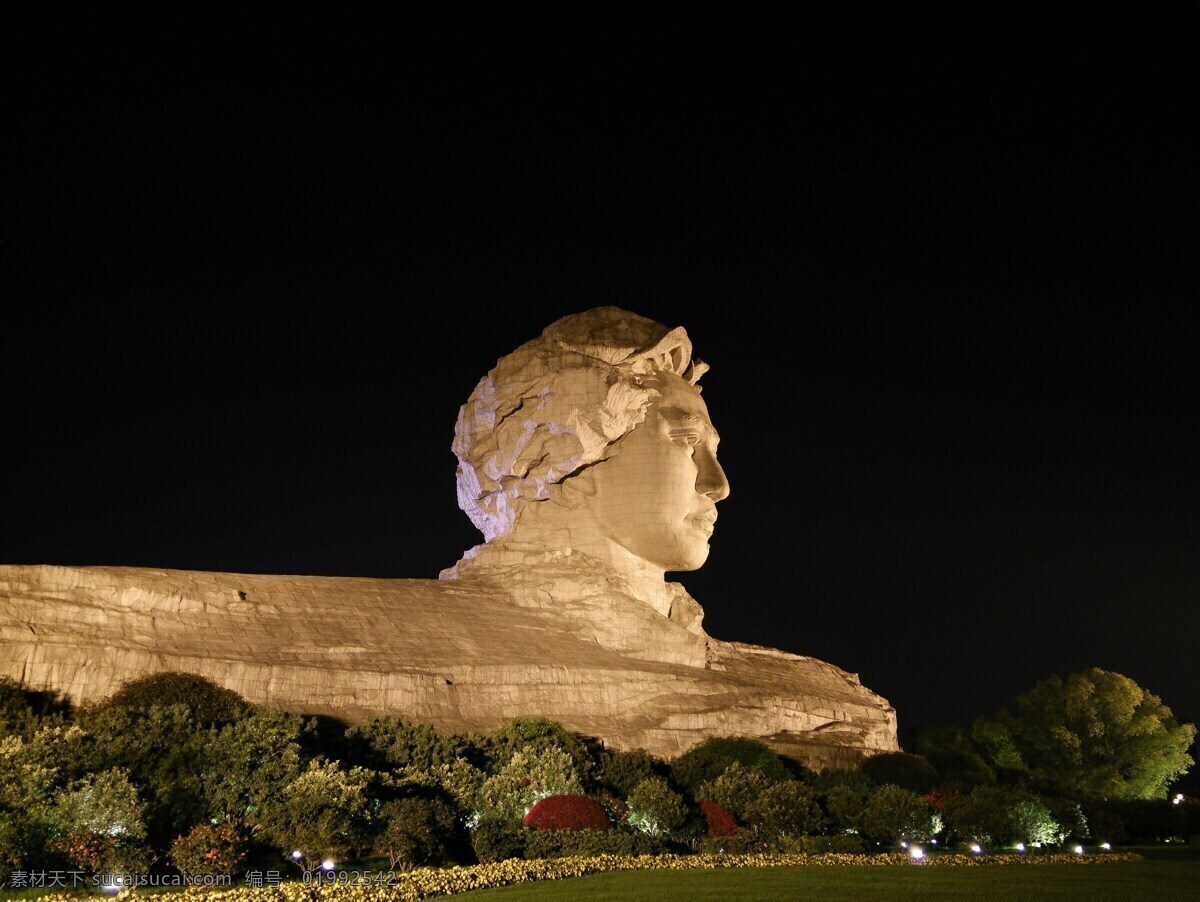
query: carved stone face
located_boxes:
[584,372,730,572]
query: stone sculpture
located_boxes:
[0,307,898,768]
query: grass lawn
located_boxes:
[456,859,1200,901]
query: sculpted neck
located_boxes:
[497,519,676,618]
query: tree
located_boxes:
[626,777,687,836]
[49,768,151,873]
[861,752,939,794]
[375,797,455,870]
[742,781,825,838]
[860,785,937,846]
[93,672,247,725]
[345,717,461,772]
[476,747,582,823]
[257,759,374,874]
[973,668,1196,800]
[201,706,305,830]
[697,762,773,821]
[671,738,790,794]
[598,747,664,797]
[911,726,996,792]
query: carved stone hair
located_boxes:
[453,307,708,540]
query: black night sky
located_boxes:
[5,18,1198,745]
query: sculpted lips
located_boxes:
[689,509,718,535]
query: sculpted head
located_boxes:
[453,307,730,574]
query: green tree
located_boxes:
[375,796,456,870]
[50,768,151,873]
[93,672,247,725]
[201,706,306,831]
[860,785,937,845]
[346,717,462,772]
[912,726,996,791]
[742,781,825,838]
[861,752,939,794]
[973,668,1196,799]
[78,703,210,842]
[671,738,790,794]
[625,777,687,837]
[598,748,664,797]
[257,759,374,874]
[476,747,583,823]
[697,762,773,821]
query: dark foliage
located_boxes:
[861,752,939,794]
[671,738,790,794]
[92,672,247,725]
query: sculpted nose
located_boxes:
[697,452,730,502]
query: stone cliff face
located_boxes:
[0,563,898,769]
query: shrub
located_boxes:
[672,738,790,794]
[598,747,664,797]
[697,762,772,821]
[0,812,26,882]
[169,822,247,878]
[1006,798,1064,847]
[483,719,599,781]
[698,800,738,837]
[256,759,373,873]
[861,752,939,794]
[743,780,826,837]
[626,777,687,837]
[800,834,865,853]
[523,828,662,859]
[93,672,247,724]
[860,784,937,845]
[524,795,610,831]
[477,748,583,823]
[345,718,462,772]
[823,782,869,834]
[376,796,457,870]
[471,822,525,863]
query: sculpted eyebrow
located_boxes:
[661,407,715,436]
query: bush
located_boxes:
[672,738,790,794]
[1006,798,1064,847]
[942,786,1014,845]
[477,748,583,823]
[471,822,525,863]
[169,822,247,878]
[256,759,373,873]
[0,812,26,882]
[698,800,738,837]
[860,785,937,845]
[800,834,864,853]
[376,796,457,870]
[697,762,772,821]
[345,718,461,772]
[94,672,247,724]
[626,777,687,837]
[523,795,610,831]
[523,828,662,859]
[598,748,664,797]
[862,752,939,794]
[743,780,826,837]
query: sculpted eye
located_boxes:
[673,433,701,450]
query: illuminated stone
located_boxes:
[0,308,898,769]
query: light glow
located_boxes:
[909,845,924,861]
[292,850,302,859]
[1074,845,1084,855]
[1015,843,1025,852]
[970,843,982,854]
[322,860,336,871]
